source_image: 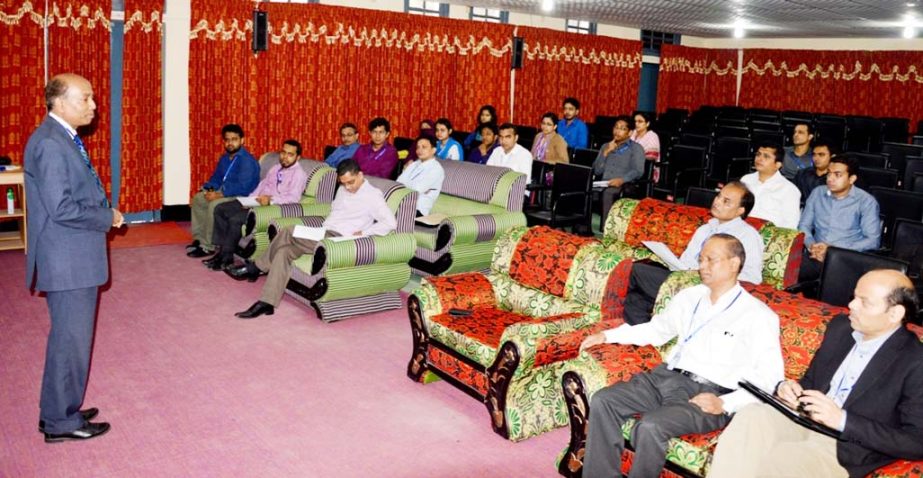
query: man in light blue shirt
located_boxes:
[324,122,360,168]
[797,155,880,282]
[397,136,445,216]
[557,97,588,149]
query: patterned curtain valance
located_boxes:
[743,59,923,83]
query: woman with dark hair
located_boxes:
[434,118,464,161]
[463,105,498,149]
[531,112,569,164]
[467,123,499,165]
[631,111,661,181]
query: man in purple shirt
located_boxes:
[228,159,397,318]
[352,117,399,179]
[203,139,309,271]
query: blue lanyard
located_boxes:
[221,154,238,186]
[831,343,860,403]
[367,145,387,162]
[681,290,743,347]
[276,169,284,186]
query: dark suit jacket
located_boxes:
[24,116,112,292]
[800,314,923,477]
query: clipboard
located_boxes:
[739,380,842,439]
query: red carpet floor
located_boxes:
[108,222,192,250]
[0,244,566,477]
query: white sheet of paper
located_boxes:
[292,225,326,241]
[326,235,361,243]
[236,196,260,207]
[592,180,610,188]
[641,241,690,272]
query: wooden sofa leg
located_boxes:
[559,371,589,478]
[484,341,520,439]
[406,295,430,382]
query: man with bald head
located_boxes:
[579,235,784,478]
[25,73,121,442]
[708,269,923,478]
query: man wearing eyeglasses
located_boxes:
[204,139,309,271]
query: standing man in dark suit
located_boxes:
[24,73,123,443]
[708,269,923,478]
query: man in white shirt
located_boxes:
[228,159,397,318]
[579,234,785,478]
[487,123,533,194]
[622,181,764,325]
[740,143,801,229]
[397,136,445,216]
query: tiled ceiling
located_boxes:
[461,0,923,38]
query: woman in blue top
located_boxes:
[463,105,497,149]
[434,118,464,161]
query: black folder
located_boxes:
[739,380,843,440]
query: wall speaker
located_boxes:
[511,36,524,69]
[253,10,268,52]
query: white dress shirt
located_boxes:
[603,283,784,413]
[487,143,533,195]
[740,171,802,229]
[397,158,445,216]
[678,217,764,284]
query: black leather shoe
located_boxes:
[225,262,261,282]
[44,421,111,443]
[203,255,230,270]
[235,301,274,319]
[38,408,99,433]
[186,247,212,258]
[185,240,200,252]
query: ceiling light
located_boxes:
[731,19,748,38]
[908,3,917,7]
[904,26,917,38]
[733,26,746,38]
[541,0,554,12]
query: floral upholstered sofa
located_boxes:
[601,198,804,289]
[410,160,527,276]
[236,156,337,261]
[551,271,923,478]
[265,176,417,322]
[406,225,635,441]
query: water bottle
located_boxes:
[6,188,14,214]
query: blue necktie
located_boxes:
[72,135,110,208]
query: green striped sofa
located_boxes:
[237,155,337,261]
[267,176,417,322]
[602,197,804,290]
[410,160,527,277]
[407,225,635,442]
[553,270,923,478]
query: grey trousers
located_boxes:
[39,286,99,433]
[254,226,338,307]
[583,365,731,478]
[190,192,235,250]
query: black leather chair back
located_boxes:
[818,247,908,307]
[870,186,923,248]
[685,187,718,210]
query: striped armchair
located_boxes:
[267,176,418,322]
[237,157,337,261]
[411,160,527,277]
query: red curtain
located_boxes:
[0,1,46,165]
[46,0,113,196]
[657,44,738,113]
[513,26,641,125]
[120,1,163,212]
[740,48,923,130]
[189,2,514,195]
